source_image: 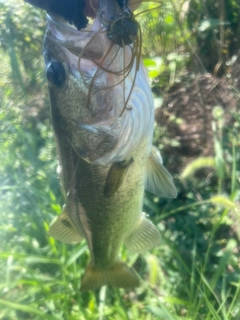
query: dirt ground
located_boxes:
[155,71,239,174]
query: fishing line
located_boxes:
[76,0,159,116]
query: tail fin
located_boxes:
[80,262,140,292]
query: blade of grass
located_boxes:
[99,285,107,320]
[0,299,55,319]
[211,239,237,289]
[226,281,240,319]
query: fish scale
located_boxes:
[43,1,177,291]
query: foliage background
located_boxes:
[0,0,240,319]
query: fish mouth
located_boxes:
[45,0,124,61]
[46,13,107,61]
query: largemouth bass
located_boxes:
[44,1,177,291]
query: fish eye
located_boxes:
[46,61,66,88]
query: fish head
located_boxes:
[43,3,154,165]
[43,11,131,122]
[43,13,131,164]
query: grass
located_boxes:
[0,115,239,319]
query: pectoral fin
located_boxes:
[145,146,177,198]
[125,213,160,253]
[49,210,84,244]
[104,158,134,198]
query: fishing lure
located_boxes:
[77,1,142,116]
[106,6,139,47]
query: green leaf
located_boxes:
[148,70,161,78]
[143,58,157,68]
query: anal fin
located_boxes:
[80,261,139,292]
[49,210,84,244]
[145,146,177,198]
[125,213,160,253]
